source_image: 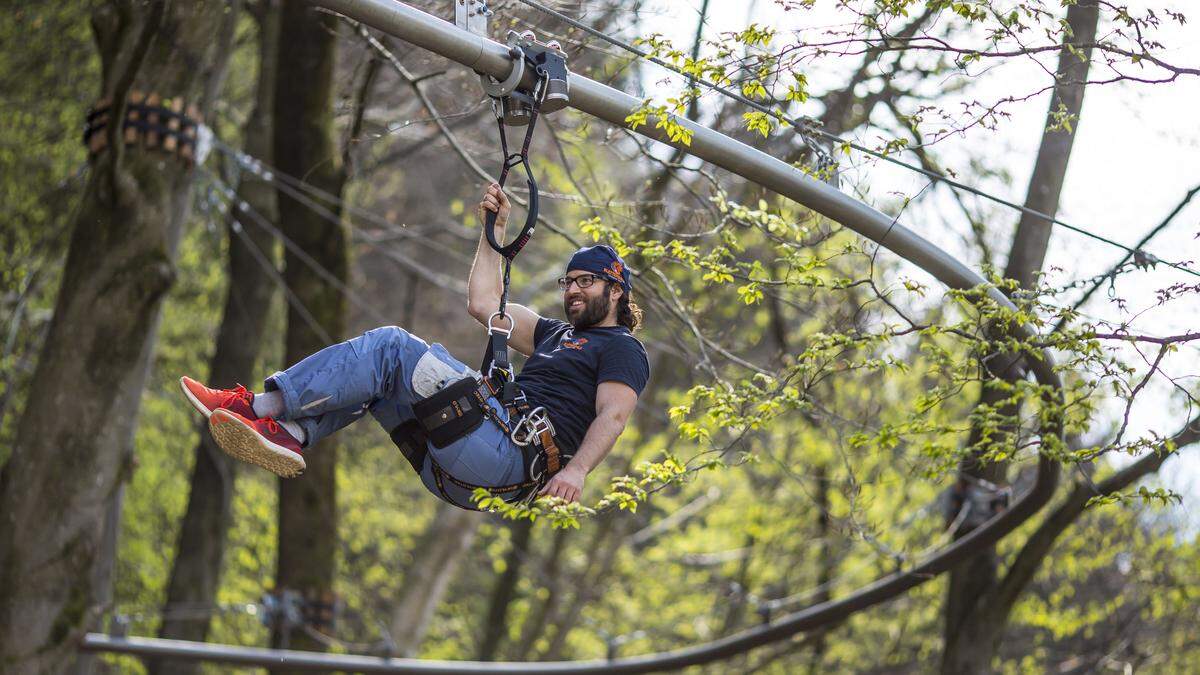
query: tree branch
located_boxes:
[994,412,1200,616]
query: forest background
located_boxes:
[1,0,1198,673]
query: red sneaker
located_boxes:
[180,376,257,420]
[208,409,305,478]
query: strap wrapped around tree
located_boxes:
[83,91,207,166]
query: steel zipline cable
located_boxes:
[513,0,1200,280]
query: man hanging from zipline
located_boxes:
[180,184,649,507]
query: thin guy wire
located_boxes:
[214,139,468,244]
[201,172,336,344]
[513,0,1200,279]
[206,171,395,327]
[213,143,472,291]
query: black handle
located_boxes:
[484,164,538,261]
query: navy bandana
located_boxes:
[566,244,632,292]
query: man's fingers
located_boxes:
[535,476,583,503]
[484,184,509,208]
[539,478,569,501]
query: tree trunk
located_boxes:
[149,5,281,672]
[390,505,482,656]
[941,3,1100,673]
[805,463,834,673]
[69,485,123,675]
[0,3,227,672]
[477,520,534,660]
[269,2,349,661]
[1003,8,1100,288]
[541,516,628,660]
[509,527,569,660]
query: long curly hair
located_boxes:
[606,280,643,332]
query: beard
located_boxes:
[564,292,611,329]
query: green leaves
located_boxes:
[625,100,694,146]
[743,111,776,138]
[1085,486,1182,510]
[468,457,689,525]
[735,23,776,49]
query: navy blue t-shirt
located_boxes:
[514,318,650,455]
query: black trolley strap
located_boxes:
[480,70,550,401]
[481,84,543,263]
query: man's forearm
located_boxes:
[467,226,504,312]
[566,411,627,475]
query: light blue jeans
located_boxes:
[264,326,526,506]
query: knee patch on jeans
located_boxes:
[412,350,470,399]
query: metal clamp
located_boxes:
[510,406,554,447]
[479,45,525,98]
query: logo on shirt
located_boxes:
[561,337,589,351]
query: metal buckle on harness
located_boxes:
[487,311,513,336]
[510,406,554,447]
[487,364,512,386]
[486,312,515,385]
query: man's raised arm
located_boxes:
[466,183,541,356]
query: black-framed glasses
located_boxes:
[557,273,604,291]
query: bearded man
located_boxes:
[181,183,649,507]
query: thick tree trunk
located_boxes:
[268,2,348,661]
[941,3,1100,673]
[390,505,482,656]
[149,5,281,673]
[0,3,226,672]
[69,486,123,675]
[477,520,534,660]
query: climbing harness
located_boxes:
[391,376,571,509]
[390,29,572,510]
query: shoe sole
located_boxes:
[179,376,215,418]
[209,410,306,478]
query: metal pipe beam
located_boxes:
[77,1,1065,672]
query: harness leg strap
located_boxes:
[389,419,428,474]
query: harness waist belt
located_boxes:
[390,378,570,510]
